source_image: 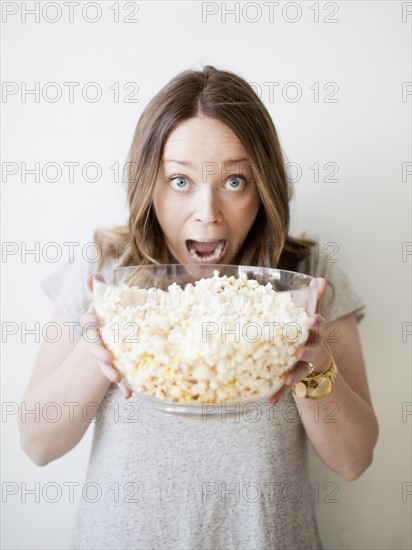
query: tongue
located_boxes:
[191,241,220,255]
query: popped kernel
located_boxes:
[96,271,310,403]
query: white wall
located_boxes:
[2,1,411,549]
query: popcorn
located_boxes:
[96,271,310,403]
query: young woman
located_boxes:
[20,65,378,550]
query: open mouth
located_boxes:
[185,239,227,263]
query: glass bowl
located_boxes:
[92,264,318,419]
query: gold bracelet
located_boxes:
[292,341,338,399]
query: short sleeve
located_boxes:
[40,252,96,336]
[296,247,366,324]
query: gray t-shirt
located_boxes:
[41,246,365,550]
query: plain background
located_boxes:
[1,1,411,549]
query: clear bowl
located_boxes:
[92,264,318,419]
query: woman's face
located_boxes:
[152,116,261,264]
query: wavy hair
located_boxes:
[93,65,316,272]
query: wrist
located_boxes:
[292,341,338,400]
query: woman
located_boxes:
[20,65,378,549]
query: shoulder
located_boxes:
[295,242,339,278]
[40,242,116,332]
[296,244,366,324]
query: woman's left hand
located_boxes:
[268,277,329,405]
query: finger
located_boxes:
[269,383,290,405]
[78,298,123,388]
[294,343,322,367]
[80,312,102,343]
[283,361,314,386]
[98,359,122,383]
[118,379,132,399]
[86,331,114,362]
[80,308,115,365]
[305,314,324,345]
[268,362,310,405]
[80,300,99,327]
[86,274,94,293]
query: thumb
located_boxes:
[315,277,328,309]
[86,272,105,293]
[86,274,94,293]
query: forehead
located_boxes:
[163,116,248,163]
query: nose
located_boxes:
[194,188,222,225]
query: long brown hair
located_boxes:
[93,65,316,272]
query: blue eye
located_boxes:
[168,176,189,190]
[225,176,246,191]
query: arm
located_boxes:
[19,280,133,467]
[290,312,378,481]
[18,309,112,466]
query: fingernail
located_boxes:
[313,317,321,326]
[298,350,308,360]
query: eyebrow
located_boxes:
[164,158,250,167]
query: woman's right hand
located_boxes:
[80,274,132,399]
